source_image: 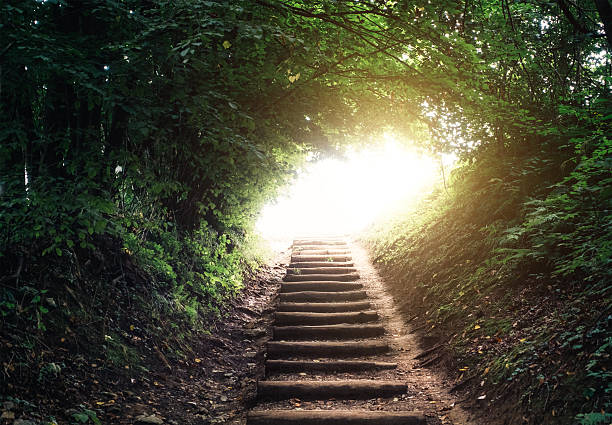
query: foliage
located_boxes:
[0,0,306,319]
[517,102,612,283]
[365,103,611,422]
[2,0,610,300]
[1,0,610,422]
[70,406,101,425]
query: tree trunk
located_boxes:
[595,0,612,49]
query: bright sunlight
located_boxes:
[257,136,444,240]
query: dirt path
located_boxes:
[247,238,479,425]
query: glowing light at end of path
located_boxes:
[256,138,441,242]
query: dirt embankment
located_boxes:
[1,253,284,425]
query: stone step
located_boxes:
[289,261,354,268]
[273,324,385,340]
[257,380,407,400]
[293,240,348,246]
[277,301,371,312]
[283,273,359,282]
[291,255,352,262]
[247,410,425,425]
[292,245,349,252]
[266,340,388,358]
[293,249,351,255]
[265,359,397,373]
[286,267,357,275]
[246,240,425,425]
[279,291,367,303]
[275,310,378,326]
[280,282,363,293]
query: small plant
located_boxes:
[1,286,51,330]
[103,333,140,368]
[38,362,63,383]
[70,406,101,425]
[575,412,612,425]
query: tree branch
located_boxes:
[594,0,612,48]
[557,0,591,34]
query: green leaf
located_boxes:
[84,409,101,425]
[72,413,89,423]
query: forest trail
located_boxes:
[247,239,476,425]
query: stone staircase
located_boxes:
[247,238,426,425]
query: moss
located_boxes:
[104,333,141,369]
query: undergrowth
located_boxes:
[365,105,611,424]
[0,219,269,423]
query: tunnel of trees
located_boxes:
[1,0,610,424]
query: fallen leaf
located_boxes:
[1,411,15,420]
